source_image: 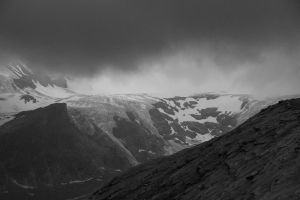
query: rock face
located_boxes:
[91,98,300,200]
[67,95,177,162]
[149,94,249,146]
[7,63,67,89]
[0,103,139,200]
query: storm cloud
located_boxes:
[0,0,300,96]
[0,0,299,73]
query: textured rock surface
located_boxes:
[91,98,300,200]
[0,103,137,200]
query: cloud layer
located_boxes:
[0,0,299,96]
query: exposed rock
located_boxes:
[91,98,300,200]
[0,103,137,200]
[20,94,37,104]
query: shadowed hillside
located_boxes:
[0,103,137,200]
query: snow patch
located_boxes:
[197,116,218,123]
[34,81,74,98]
[161,95,243,124]
[61,178,94,185]
[11,179,35,189]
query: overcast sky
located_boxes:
[0,0,300,97]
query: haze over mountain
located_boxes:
[0,0,300,97]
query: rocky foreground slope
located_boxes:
[91,98,300,200]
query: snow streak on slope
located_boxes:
[33,81,74,98]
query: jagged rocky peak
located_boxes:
[90,98,300,200]
[7,63,68,89]
[0,63,76,116]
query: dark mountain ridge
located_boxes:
[0,103,137,199]
[91,98,300,200]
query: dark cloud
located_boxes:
[0,0,300,75]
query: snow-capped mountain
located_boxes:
[0,63,75,124]
[0,64,298,149]
[7,63,68,90]
[1,64,299,199]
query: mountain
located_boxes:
[1,64,300,199]
[1,64,299,160]
[0,63,75,120]
[1,65,297,149]
[0,103,139,200]
[90,98,300,200]
[7,64,67,90]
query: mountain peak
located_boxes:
[6,63,68,90]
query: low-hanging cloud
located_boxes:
[0,0,299,74]
[0,0,300,97]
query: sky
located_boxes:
[0,0,300,97]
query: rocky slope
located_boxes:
[0,103,138,200]
[91,98,300,200]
